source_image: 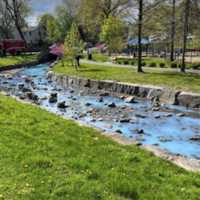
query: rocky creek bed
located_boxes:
[0,63,200,169]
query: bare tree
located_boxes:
[2,0,30,42]
[181,0,190,72]
[0,1,14,38]
[138,0,143,72]
[170,0,176,61]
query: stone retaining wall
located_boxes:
[48,72,200,109]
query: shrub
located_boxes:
[124,60,129,65]
[192,63,200,70]
[149,62,157,67]
[159,63,166,68]
[171,62,177,68]
[131,61,135,65]
[141,62,146,67]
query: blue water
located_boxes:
[0,64,200,158]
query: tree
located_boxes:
[55,6,73,40]
[137,0,144,72]
[46,18,61,44]
[100,16,126,54]
[2,0,30,43]
[0,1,14,39]
[170,0,176,61]
[64,23,83,69]
[39,14,62,44]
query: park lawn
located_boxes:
[0,94,200,199]
[53,62,200,92]
[0,54,37,67]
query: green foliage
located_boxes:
[171,62,178,68]
[46,18,61,43]
[149,62,157,67]
[192,63,200,70]
[64,23,83,65]
[100,16,125,54]
[159,63,166,68]
[1,94,200,199]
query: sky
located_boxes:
[27,0,62,26]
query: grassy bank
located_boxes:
[53,62,200,92]
[0,54,37,67]
[0,94,200,199]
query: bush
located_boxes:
[159,63,166,68]
[192,63,200,70]
[149,62,157,67]
[141,62,146,67]
[131,61,135,65]
[124,60,129,65]
[117,61,122,65]
[171,62,177,68]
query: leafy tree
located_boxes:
[55,6,73,40]
[64,23,83,69]
[100,16,126,54]
[46,17,61,44]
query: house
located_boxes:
[13,25,46,46]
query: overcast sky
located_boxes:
[27,0,62,26]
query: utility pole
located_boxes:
[170,0,176,62]
[181,0,190,72]
[138,0,143,72]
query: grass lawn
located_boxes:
[0,54,37,67]
[0,94,200,199]
[53,62,200,92]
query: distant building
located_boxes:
[13,25,46,46]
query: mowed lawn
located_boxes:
[0,54,37,67]
[0,94,200,200]
[53,62,200,93]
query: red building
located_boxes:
[0,39,26,55]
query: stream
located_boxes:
[0,63,200,159]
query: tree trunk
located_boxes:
[170,0,176,62]
[181,0,190,73]
[137,0,143,73]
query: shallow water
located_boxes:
[0,64,200,158]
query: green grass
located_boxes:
[92,53,110,62]
[0,94,200,199]
[53,62,200,92]
[0,54,37,67]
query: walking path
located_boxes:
[81,59,200,74]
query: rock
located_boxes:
[116,129,123,134]
[108,102,116,108]
[24,77,32,83]
[125,96,136,103]
[49,93,58,103]
[159,136,173,142]
[152,107,160,111]
[85,102,92,107]
[189,135,200,141]
[154,115,161,119]
[22,87,32,93]
[98,97,104,103]
[120,118,130,123]
[99,92,110,97]
[135,114,146,119]
[57,101,68,109]
[26,92,39,102]
[135,129,144,134]
[176,113,185,117]
[18,83,24,90]
[164,113,173,117]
